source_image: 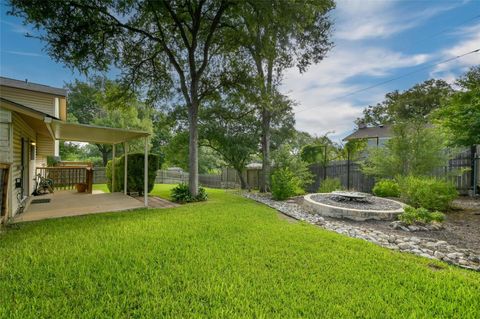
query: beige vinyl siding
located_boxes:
[10,112,36,217]
[0,86,57,117]
[36,155,47,168]
[0,108,12,163]
[37,135,55,157]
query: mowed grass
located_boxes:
[1,185,479,318]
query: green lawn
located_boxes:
[1,185,479,318]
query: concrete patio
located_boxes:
[14,190,146,222]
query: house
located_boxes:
[342,124,392,147]
[0,77,150,224]
[343,123,480,196]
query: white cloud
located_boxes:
[1,20,31,34]
[335,0,468,40]
[281,46,430,141]
[281,0,474,142]
[2,50,45,57]
[431,24,480,81]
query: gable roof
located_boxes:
[343,125,392,141]
[0,76,67,96]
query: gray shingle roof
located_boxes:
[0,76,66,96]
[343,125,392,141]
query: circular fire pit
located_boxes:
[303,192,405,221]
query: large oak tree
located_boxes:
[9,0,234,196]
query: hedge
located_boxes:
[106,153,161,195]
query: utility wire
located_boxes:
[295,48,480,114]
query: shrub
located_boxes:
[171,183,208,203]
[271,144,313,192]
[318,178,343,193]
[106,153,161,195]
[372,179,400,197]
[47,156,61,167]
[398,176,457,211]
[271,168,300,200]
[398,206,445,225]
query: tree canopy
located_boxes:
[9,0,335,195]
[356,79,453,126]
[65,78,154,166]
[9,0,239,195]
[232,0,335,191]
[435,66,480,147]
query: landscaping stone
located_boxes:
[243,192,480,271]
[389,220,444,232]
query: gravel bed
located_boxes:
[243,192,480,271]
[310,193,402,211]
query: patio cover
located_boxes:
[46,118,149,144]
[1,98,151,206]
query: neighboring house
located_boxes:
[343,123,480,195]
[343,124,392,147]
[0,77,150,223]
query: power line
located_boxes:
[295,48,480,114]
[404,13,480,48]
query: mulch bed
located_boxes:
[319,196,480,254]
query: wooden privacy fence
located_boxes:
[36,167,93,192]
[155,168,241,189]
[93,167,257,189]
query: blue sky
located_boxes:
[1,0,479,141]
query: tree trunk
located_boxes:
[97,144,111,167]
[188,104,199,196]
[260,108,271,192]
[236,168,248,190]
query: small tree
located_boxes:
[362,122,447,178]
[200,96,260,189]
[300,134,338,165]
[272,144,313,191]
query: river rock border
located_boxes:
[243,193,480,271]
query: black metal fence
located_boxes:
[308,148,475,195]
[307,161,375,193]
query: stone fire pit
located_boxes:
[303,192,405,221]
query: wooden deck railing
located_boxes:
[36,166,93,193]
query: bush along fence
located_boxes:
[308,148,476,195]
[106,153,160,195]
